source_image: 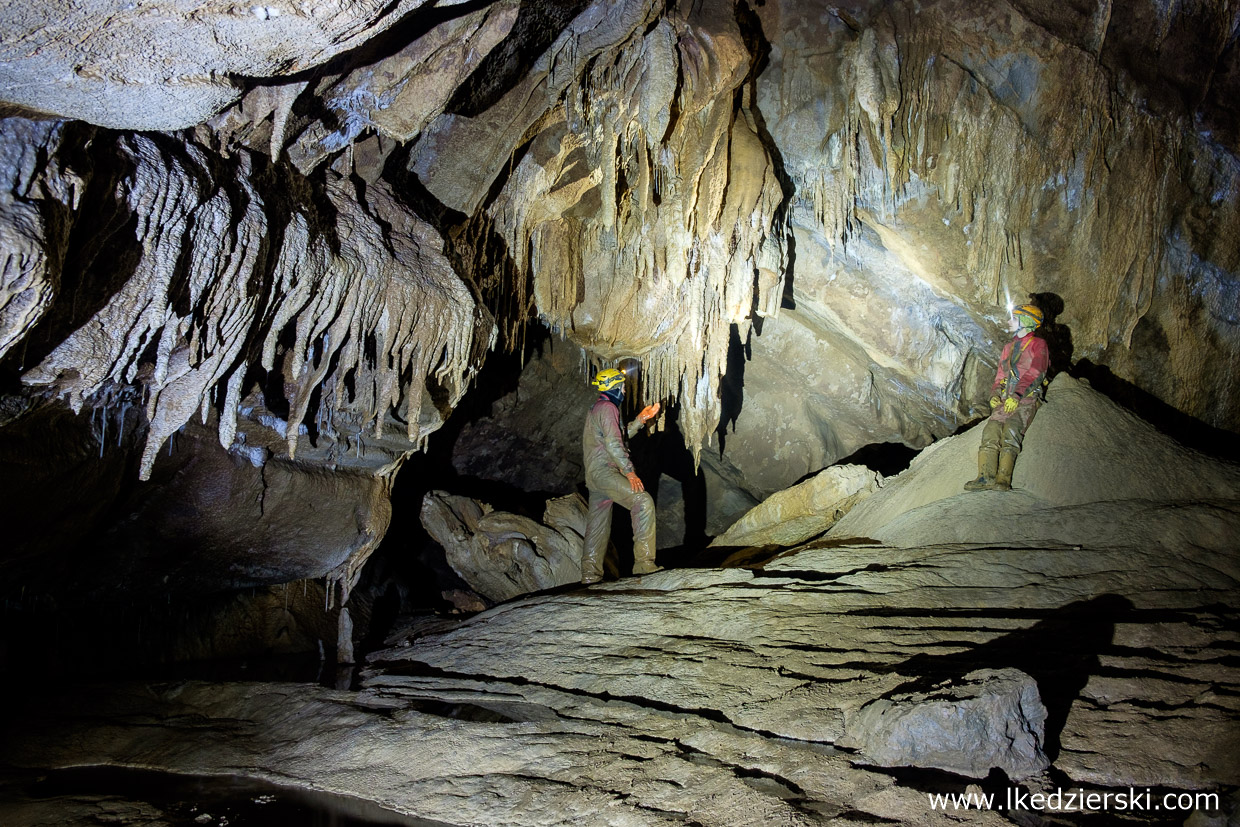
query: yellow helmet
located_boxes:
[591,368,626,392]
[1014,304,1044,328]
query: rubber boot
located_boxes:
[580,554,604,585]
[964,446,999,491]
[994,451,1017,491]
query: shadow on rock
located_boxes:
[884,593,1135,761]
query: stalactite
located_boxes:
[11,129,490,479]
[480,0,786,464]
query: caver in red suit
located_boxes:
[965,304,1050,492]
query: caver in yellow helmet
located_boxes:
[1013,304,1044,329]
[591,368,626,392]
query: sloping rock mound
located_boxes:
[711,463,881,549]
[420,491,592,602]
[831,373,1240,548]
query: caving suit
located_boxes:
[581,394,657,581]
[980,333,1050,482]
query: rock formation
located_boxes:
[839,668,1051,781]
[3,377,1237,824]
[420,490,592,603]
[1,0,1239,819]
[710,462,880,549]
[4,0,1239,599]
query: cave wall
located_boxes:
[1,0,1239,621]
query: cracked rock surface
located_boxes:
[3,377,1235,824]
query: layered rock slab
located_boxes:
[0,677,1012,827]
[3,529,1233,826]
[365,539,1238,791]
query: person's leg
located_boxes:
[594,473,661,576]
[995,449,1017,491]
[995,401,1039,491]
[581,489,613,584]
[965,416,1003,491]
[628,491,660,574]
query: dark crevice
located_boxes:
[747,561,937,582]
[370,659,824,744]
[444,0,594,117]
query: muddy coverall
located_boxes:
[978,334,1050,487]
[581,396,657,581]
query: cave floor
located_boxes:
[1,540,1237,826]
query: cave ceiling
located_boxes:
[2,0,1239,593]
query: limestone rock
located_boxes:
[3,375,1238,823]
[452,0,787,462]
[420,490,589,602]
[0,119,85,362]
[831,374,1240,548]
[0,678,1011,827]
[711,463,880,549]
[6,129,491,481]
[5,0,1240,495]
[840,668,1050,781]
[0,410,392,604]
[273,1,520,174]
[0,0,449,130]
[0,121,497,609]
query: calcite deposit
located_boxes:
[3,378,1238,826]
[4,0,1239,574]
[0,0,1239,819]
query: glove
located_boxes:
[626,471,645,493]
[638,402,661,424]
[1003,397,1019,413]
[989,396,1000,409]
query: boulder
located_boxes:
[840,668,1050,781]
[710,463,881,549]
[420,491,591,602]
